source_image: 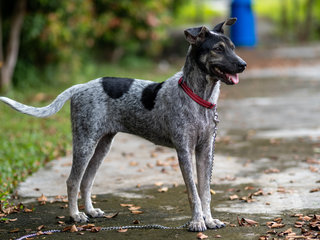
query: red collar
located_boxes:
[178,77,215,109]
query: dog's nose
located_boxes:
[238,61,247,72]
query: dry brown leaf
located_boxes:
[90,227,101,232]
[309,166,319,172]
[9,228,20,233]
[210,189,216,195]
[266,221,285,229]
[9,218,17,222]
[120,203,134,207]
[154,182,163,187]
[150,152,158,158]
[128,206,141,211]
[24,208,33,213]
[264,168,280,174]
[310,188,320,193]
[104,212,119,219]
[214,234,222,238]
[129,161,139,166]
[117,228,128,233]
[37,194,47,204]
[56,216,65,219]
[156,160,169,167]
[133,220,140,224]
[146,163,154,168]
[229,194,239,200]
[37,225,45,231]
[237,216,258,226]
[197,232,208,239]
[70,224,78,232]
[131,210,143,215]
[158,187,169,193]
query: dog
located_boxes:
[0,18,246,232]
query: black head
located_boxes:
[184,18,247,85]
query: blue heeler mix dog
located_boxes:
[0,18,246,231]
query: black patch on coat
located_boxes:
[101,77,134,99]
[141,82,164,110]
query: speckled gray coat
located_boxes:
[0,19,246,232]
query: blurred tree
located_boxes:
[0,0,26,92]
[0,0,187,91]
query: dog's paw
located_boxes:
[188,219,207,232]
[205,218,225,229]
[71,212,89,223]
[86,208,105,218]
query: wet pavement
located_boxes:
[2,49,320,239]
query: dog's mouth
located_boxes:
[212,67,239,85]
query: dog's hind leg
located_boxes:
[80,133,115,218]
[67,137,98,223]
[196,139,225,229]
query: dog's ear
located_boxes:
[184,26,210,45]
[213,18,237,34]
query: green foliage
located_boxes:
[254,0,320,42]
[173,0,221,26]
[0,0,188,88]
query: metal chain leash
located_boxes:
[16,222,191,240]
[17,110,219,240]
[210,108,219,183]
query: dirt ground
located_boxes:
[1,45,320,240]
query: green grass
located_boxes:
[0,60,179,199]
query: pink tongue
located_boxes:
[226,73,239,84]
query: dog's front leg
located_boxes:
[177,149,206,232]
[196,140,225,229]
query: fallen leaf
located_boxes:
[197,232,208,239]
[156,160,169,167]
[104,212,119,219]
[24,208,33,213]
[9,228,20,233]
[131,210,143,215]
[37,225,45,231]
[309,166,319,172]
[158,187,169,193]
[214,234,222,238]
[146,163,154,168]
[56,216,65,219]
[128,206,141,211]
[120,203,134,207]
[90,227,101,232]
[154,182,163,187]
[37,194,47,205]
[310,188,320,193]
[266,221,285,229]
[264,168,280,174]
[117,228,128,233]
[237,216,259,226]
[129,161,139,166]
[133,220,140,224]
[9,218,17,222]
[210,189,216,195]
[229,194,239,200]
[70,225,78,232]
[150,152,158,158]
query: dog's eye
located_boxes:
[214,46,224,53]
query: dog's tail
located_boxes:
[0,83,85,118]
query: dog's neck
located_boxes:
[182,52,220,105]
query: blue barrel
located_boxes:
[230,0,256,47]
